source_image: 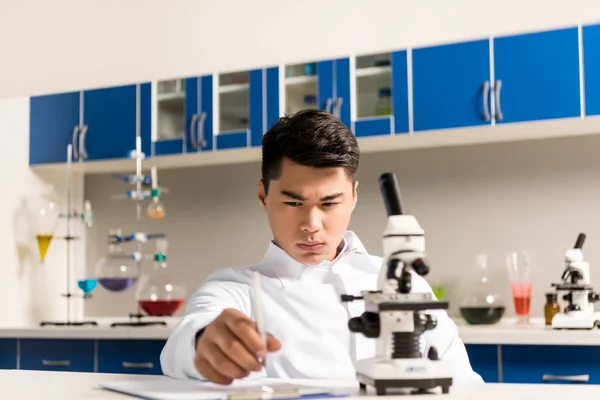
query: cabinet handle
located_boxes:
[333,97,343,119]
[71,126,80,160]
[42,359,71,367]
[324,98,333,114]
[190,113,198,149]
[197,112,207,149]
[79,125,88,159]
[122,361,154,369]
[482,81,490,122]
[494,80,503,121]
[542,374,589,383]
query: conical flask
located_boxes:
[35,189,60,263]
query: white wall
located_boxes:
[83,133,600,320]
[0,97,85,327]
[1,0,600,99]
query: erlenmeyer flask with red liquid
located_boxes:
[135,239,185,316]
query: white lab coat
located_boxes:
[160,231,483,384]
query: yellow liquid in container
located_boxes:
[36,234,53,263]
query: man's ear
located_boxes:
[257,179,268,210]
[352,180,358,210]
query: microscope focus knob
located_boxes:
[348,317,364,333]
[425,314,438,331]
[348,312,380,338]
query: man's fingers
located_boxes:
[266,333,281,352]
[194,354,233,385]
[214,327,263,372]
[223,313,267,358]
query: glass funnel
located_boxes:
[135,239,186,316]
[460,253,506,325]
[95,229,138,292]
[35,189,60,263]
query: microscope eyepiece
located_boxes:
[378,172,403,216]
[575,233,586,249]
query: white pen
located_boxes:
[252,270,267,365]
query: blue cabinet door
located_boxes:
[493,27,581,124]
[0,339,17,369]
[583,24,600,116]
[29,92,81,165]
[412,39,492,132]
[265,67,281,131]
[502,345,600,384]
[186,76,214,152]
[20,339,95,372]
[83,84,139,161]
[317,60,335,114]
[334,57,351,128]
[97,339,166,375]
[464,344,499,383]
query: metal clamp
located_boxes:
[190,113,198,149]
[42,359,71,367]
[482,81,490,122]
[494,80,503,121]
[542,374,589,383]
[122,361,154,369]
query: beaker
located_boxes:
[459,253,506,325]
[135,239,186,316]
[506,251,533,324]
[95,229,138,292]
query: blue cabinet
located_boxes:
[30,84,146,165]
[412,39,492,132]
[583,24,600,116]
[0,339,17,369]
[30,91,81,165]
[153,76,213,156]
[353,51,409,137]
[493,27,581,124]
[502,345,600,384]
[20,339,95,372]
[464,344,499,383]
[97,339,165,375]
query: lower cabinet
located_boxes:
[20,339,95,372]
[0,339,18,369]
[465,344,499,383]
[97,339,166,375]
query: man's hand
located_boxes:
[194,308,281,385]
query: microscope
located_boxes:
[341,172,453,395]
[551,233,600,329]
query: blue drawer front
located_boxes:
[465,344,499,383]
[154,138,185,156]
[215,130,249,150]
[502,345,600,384]
[20,339,95,372]
[97,340,166,375]
[0,339,17,369]
[354,116,393,138]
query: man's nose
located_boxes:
[301,208,322,232]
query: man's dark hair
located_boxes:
[261,109,360,193]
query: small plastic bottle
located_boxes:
[544,292,560,325]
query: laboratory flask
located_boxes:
[35,189,60,263]
[459,253,506,325]
[77,200,98,298]
[95,229,138,292]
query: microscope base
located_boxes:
[355,357,453,395]
[552,311,600,330]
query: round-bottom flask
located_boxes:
[95,229,138,292]
[460,253,506,325]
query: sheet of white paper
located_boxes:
[99,376,352,400]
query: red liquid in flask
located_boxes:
[139,300,184,316]
[511,283,532,316]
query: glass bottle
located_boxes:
[459,253,506,325]
[147,188,166,219]
[544,292,560,325]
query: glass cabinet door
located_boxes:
[215,71,250,150]
[153,78,187,155]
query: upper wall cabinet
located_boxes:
[583,23,600,116]
[30,84,148,165]
[352,51,409,137]
[492,27,581,124]
[412,39,492,132]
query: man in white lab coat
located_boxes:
[160,109,483,385]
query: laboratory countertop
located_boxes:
[3,316,600,346]
[1,370,599,400]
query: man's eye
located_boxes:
[322,202,338,207]
[284,202,301,207]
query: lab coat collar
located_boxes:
[257,231,368,285]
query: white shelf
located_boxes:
[156,92,185,102]
[219,82,249,94]
[355,66,391,78]
[285,75,317,86]
[30,115,600,175]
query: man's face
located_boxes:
[258,158,357,265]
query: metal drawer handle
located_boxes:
[323,98,333,114]
[482,81,490,122]
[42,359,71,367]
[333,97,343,119]
[494,80,503,121]
[197,112,207,149]
[542,374,589,383]
[122,361,154,369]
[79,124,88,159]
[190,113,198,149]
[71,126,80,160]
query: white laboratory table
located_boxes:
[1,369,599,400]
